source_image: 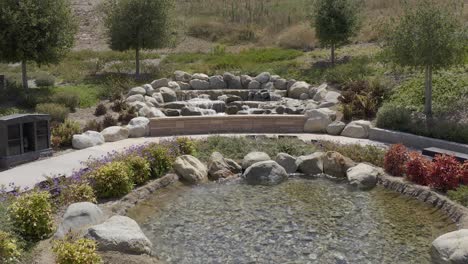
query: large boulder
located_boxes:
[242,152,271,170]
[127,86,146,96]
[296,152,324,175]
[72,131,105,150]
[248,80,261,89]
[168,81,180,90]
[431,229,468,264]
[126,94,145,103]
[288,81,310,99]
[142,84,154,95]
[341,120,372,139]
[101,126,129,142]
[127,117,150,138]
[326,121,346,135]
[240,75,253,89]
[254,72,271,84]
[191,73,209,81]
[312,83,328,101]
[305,108,336,120]
[55,202,105,239]
[173,155,208,184]
[146,107,166,118]
[86,215,152,255]
[346,163,380,190]
[303,109,336,133]
[209,75,227,89]
[274,78,288,90]
[159,87,177,103]
[190,79,210,90]
[243,160,288,186]
[152,92,164,104]
[223,72,242,89]
[322,151,355,178]
[324,91,341,104]
[275,153,298,174]
[207,152,242,180]
[150,78,169,89]
[144,96,159,107]
[174,70,192,82]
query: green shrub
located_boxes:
[52,238,101,264]
[317,141,385,167]
[118,107,137,125]
[375,104,413,131]
[102,114,118,128]
[59,183,97,205]
[51,92,80,112]
[448,185,468,207]
[88,161,134,199]
[36,103,69,122]
[111,99,127,112]
[51,120,82,148]
[7,191,55,241]
[175,137,197,156]
[0,107,27,117]
[142,144,174,178]
[0,230,21,264]
[83,120,103,132]
[124,156,151,186]
[94,103,107,116]
[323,56,373,85]
[35,73,56,87]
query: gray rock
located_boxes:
[146,108,166,118]
[168,81,180,90]
[288,81,310,99]
[173,155,208,184]
[326,121,346,135]
[174,70,192,82]
[144,96,159,107]
[243,160,288,186]
[347,163,380,190]
[304,109,333,133]
[143,84,154,95]
[223,72,242,89]
[163,101,188,109]
[261,82,274,90]
[276,105,285,114]
[341,120,372,139]
[299,93,309,100]
[248,80,261,89]
[207,152,242,180]
[325,91,341,104]
[100,126,129,142]
[56,202,105,239]
[226,105,240,115]
[275,153,298,173]
[177,81,191,90]
[127,117,150,137]
[274,78,288,90]
[287,79,296,89]
[72,131,105,150]
[159,87,177,102]
[152,92,164,104]
[209,75,227,89]
[319,101,336,108]
[150,78,169,89]
[240,75,253,88]
[322,151,355,178]
[255,72,271,84]
[296,152,324,175]
[190,79,210,90]
[86,215,152,255]
[270,75,280,82]
[242,151,271,170]
[127,86,146,96]
[191,73,209,81]
[128,101,147,111]
[163,109,180,116]
[431,229,468,264]
[305,108,337,121]
[126,94,145,103]
[312,83,328,101]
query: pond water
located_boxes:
[128,177,456,264]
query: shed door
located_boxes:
[7,124,21,156]
[36,121,49,150]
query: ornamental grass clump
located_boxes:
[52,238,101,264]
[123,156,151,186]
[0,230,21,264]
[384,144,409,176]
[7,191,55,241]
[87,161,134,199]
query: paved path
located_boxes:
[0,133,388,192]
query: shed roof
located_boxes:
[0,114,50,122]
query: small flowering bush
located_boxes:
[384,144,409,176]
[0,231,21,263]
[405,152,432,185]
[87,161,134,199]
[123,156,151,186]
[52,238,101,264]
[51,120,82,148]
[142,144,175,179]
[59,183,97,205]
[8,191,55,241]
[429,155,462,192]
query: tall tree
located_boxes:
[312,0,360,65]
[383,0,466,117]
[103,0,172,79]
[0,0,76,89]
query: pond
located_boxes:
[128,177,456,264]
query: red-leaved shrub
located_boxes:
[429,155,462,192]
[460,161,468,185]
[384,144,409,176]
[405,152,432,186]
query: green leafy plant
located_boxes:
[36,103,70,122]
[7,191,55,241]
[83,120,103,132]
[375,103,413,131]
[51,92,80,112]
[87,161,134,198]
[35,73,56,87]
[51,120,82,148]
[59,183,97,205]
[0,230,21,264]
[175,137,197,156]
[52,237,102,264]
[142,144,174,178]
[448,185,468,207]
[124,156,151,186]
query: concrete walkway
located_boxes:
[0,133,388,192]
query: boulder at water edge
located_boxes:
[243,160,288,186]
[275,153,298,174]
[72,131,105,149]
[296,152,324,175]
[242,152,271,170]
[207,152,242,180]
[431,229,468,264]
[322,151,355,178]
[101,126,129,142]
[346,163,380,190]
[55,202,106,239]
[127,117,150,138]
[86,215,152,255]
[173,155,208,184]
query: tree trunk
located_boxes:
[135,48,140,80]
[424,65,433,118]
[331,44,335,66]
[21,60,28,89]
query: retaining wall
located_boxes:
[150,115,307,137]
[369,128,468,154]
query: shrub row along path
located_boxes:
[0,134,387,192]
